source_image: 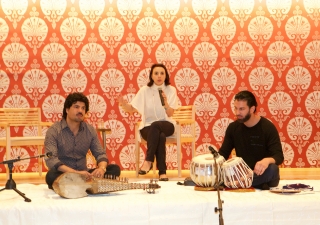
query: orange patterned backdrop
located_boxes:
[0,0,320,174]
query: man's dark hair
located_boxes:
[234,90,258,113]
[147,63,171,87]
[62,92,89,119]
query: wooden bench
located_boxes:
[0,108,52,178]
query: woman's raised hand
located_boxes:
[117,94,126,106]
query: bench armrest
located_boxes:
[40,122,53,127]
[175,119,195,125]
[0,122,9,127]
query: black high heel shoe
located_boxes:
[159,174,169,181]
[138,163,153,175]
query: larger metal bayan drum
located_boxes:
[190,154,225,187]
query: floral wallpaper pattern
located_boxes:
[0,0,320,173]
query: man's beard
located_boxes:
[236,112,251,123]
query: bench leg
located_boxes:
[38,146,42,176]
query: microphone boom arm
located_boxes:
[0,153,51,165]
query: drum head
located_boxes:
[192,154,224,164]
[221,157,243,168]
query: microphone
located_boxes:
[208,146,219,158]
[39,152,53,158]
[45,152,53,158]
[158,88,165,106]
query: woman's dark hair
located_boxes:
[234,90,258,113]
[147,63,171,87]
[62,92,89,119]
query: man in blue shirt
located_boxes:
[44,92,120,189]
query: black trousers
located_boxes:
[140,121,174,175]
[45,164,121,189]
[252,163,280,188]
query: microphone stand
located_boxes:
[0,154,48,202]
[209,147,224,225]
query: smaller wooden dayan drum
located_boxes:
[221,157,253,188]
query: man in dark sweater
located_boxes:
[218,90,284,190]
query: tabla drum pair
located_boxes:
[190,154,253,188]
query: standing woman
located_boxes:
[118,63,178,181]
